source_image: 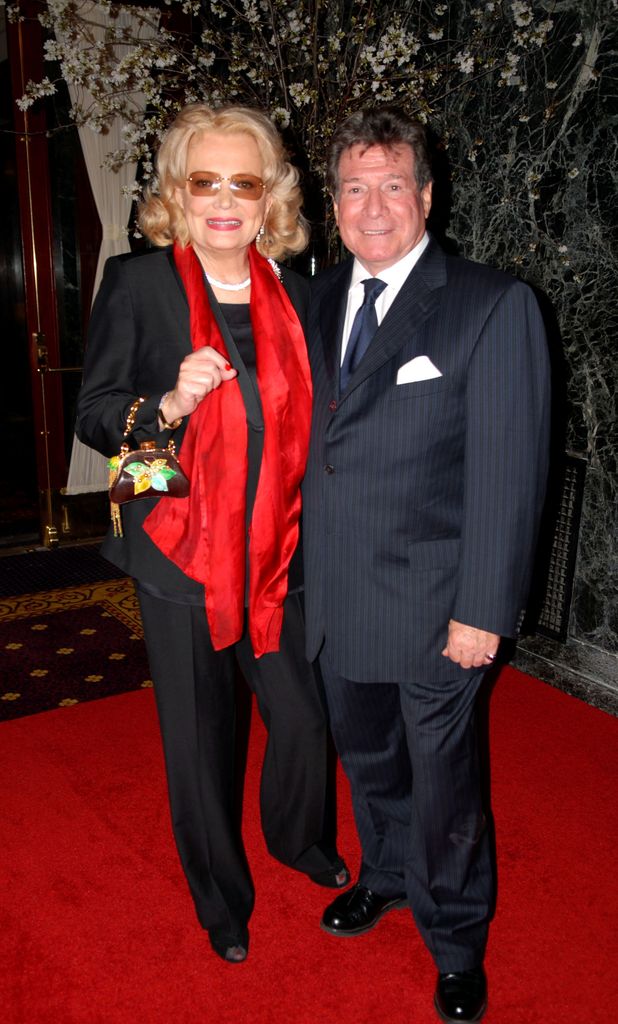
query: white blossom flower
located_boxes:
[16,76,56,110]
[288,82,312,107]
[329,32,344,53]
[271,107,290,129]
[511,2,533,28]
[455,51,474,75]
[121,181,140,203]
[530,19,554,46]
[428,27,444,41]
[500,51,520,85]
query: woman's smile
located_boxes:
[206,217,243,230]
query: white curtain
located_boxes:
[61,2,159,493]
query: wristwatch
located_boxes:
[157,392,183,430]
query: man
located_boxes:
[302,107,550,1022]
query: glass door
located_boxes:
[4,5,111,547]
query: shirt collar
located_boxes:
[349,232,430,291]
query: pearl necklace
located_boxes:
[206,273,251,292]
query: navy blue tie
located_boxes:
[340,277,387,391]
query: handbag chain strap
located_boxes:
[109,398,145,537]
[119,397,146,456]
[124,396,145,435]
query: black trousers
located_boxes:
[319,649,492,974]
[138,589,337,940]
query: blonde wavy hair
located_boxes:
[138,104,309,261]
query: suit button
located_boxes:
[324,464,335,474]
[329,400,337,412]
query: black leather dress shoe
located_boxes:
[434,967,487,1022]
[308,856,351,889]
[321,883,407,936]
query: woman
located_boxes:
[77,104,347,963]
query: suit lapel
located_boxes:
[344,239,447,396]
[318,260,352,390]
[165,246,189,308]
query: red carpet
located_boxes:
[1,667,616,1023]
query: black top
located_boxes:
[219,303,263,538]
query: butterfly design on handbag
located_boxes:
[109,456,179,496]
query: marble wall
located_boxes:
[430,1,617,705]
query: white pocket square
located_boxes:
[396,355,443,384]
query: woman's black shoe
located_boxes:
[308,856,351,888]
[208,926,249,964]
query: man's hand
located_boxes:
[441,619,500,669]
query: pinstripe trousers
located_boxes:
[319,648,492,973]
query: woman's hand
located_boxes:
[162,347,238,421]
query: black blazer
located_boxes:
[77,245,309,594]
[302,236,551,682]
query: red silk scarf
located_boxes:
[143,241,312,656]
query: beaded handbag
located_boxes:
[108,398,189,537]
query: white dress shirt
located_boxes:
[340,233,430,365]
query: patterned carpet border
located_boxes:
[0,579,151,721]
[0,579,143,633]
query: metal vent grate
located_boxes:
[525,453,587,642]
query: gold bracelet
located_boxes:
[158,391,182,430]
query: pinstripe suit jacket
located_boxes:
[302,236,550,682]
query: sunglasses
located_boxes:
[185,171,266,200]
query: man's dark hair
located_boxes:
[327,107,433,196]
